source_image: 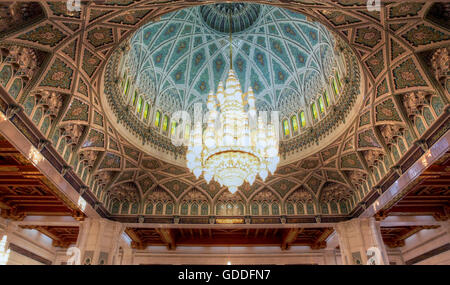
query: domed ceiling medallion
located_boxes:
[200,3,261,33]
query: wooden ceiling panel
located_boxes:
[0,135,84,221]
[125,227,334,250]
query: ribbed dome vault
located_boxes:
[125,3,338,117]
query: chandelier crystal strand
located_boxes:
[186,68,279,194]
[186,5,279,193]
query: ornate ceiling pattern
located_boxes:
[0,0,448,222]
[124,3,337,116]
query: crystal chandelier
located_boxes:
[186,5,279,193]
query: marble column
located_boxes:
[76,218,125,265]
[335,217,389,265]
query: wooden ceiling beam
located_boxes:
[310,228,334,250]
[155,228,176,250]
[281,228,300,250]
[125,228,147,250]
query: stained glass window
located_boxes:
[137,96,143,114]
[131,203,138,214]
[191,203,198,215]
[112,200,120,214]
[283,119,290,136]
[311,103,318,120]
[181,203,188,215]
[145,203,153,214]
[339,200,348,214]
[291,116,298,133]
[272,203,279,215]
[324,90,330,107]
[297,202,304,214]
[121,72,126,88]
[335,71,341,89]
[162,115,169,132]
[124,78,130,96]
[155,203,163,214]
[132,90,137,106]
[318,97,325,113]
[155,111,161,127]
[286,203,294,215]
[252,203,259,215]
[171,121,177,136]
[299,111,306,128]
[201,203,208,215]
[262,203,269,215]
[332,78,339,96]
[330,201,338,214]
[165,203,173,214]
[321,202,329,214]
[144,103,149,119]
[121,201,129,214]
[306,202,314,214]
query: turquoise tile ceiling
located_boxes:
[126,3,336,116]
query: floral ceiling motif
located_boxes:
[0,0,448,220]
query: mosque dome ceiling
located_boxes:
[0,1,448,221]
[124,3,338,116]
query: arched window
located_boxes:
[121,201,129,214]
[282,119,290,136]
[181,203,188,215]
[339,200,348,214]
[143,103,150,120]
[299,111,306,128]
[170,121,177,136]
[291,116,298,134]
[226,203,233,215]
[8,78,22,99]
[155,202,163,214]
[216,203,223,215]
[297,202,304,214]
[332,77,339,96]
[162,115,169,133]
[318,97,325,114]
[251,203,259,215]
[131,203,139,214]
[123,78,130,96]
[272,203,280,215]
[136,97,143,114]
[0,65,12,87]
[112,200,120,214]
[155,111,161,128]
[201,203,208,215]
[145,203,153,214]
[311,103,318,120]
[306,202,314,214]
[121,72,127,88]
[321,202,329,214]
[324,90,330,107]
[262,203,269,215]
[132,90,137,106]
[335,71,342,89]
[330,201,338,214]
[286,202,294,215]
[237,203,244,215]
[166,203,173,215]
[191,203,198,215]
